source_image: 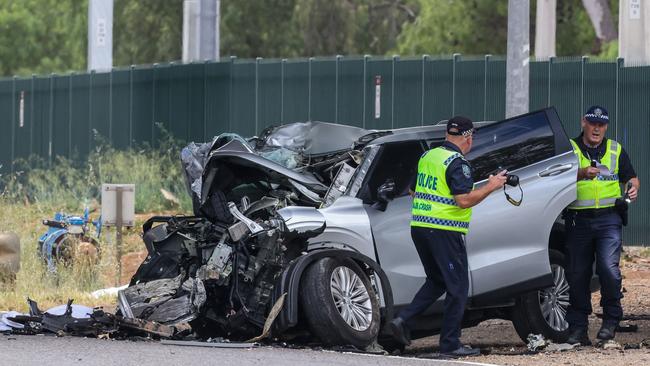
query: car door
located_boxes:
[361,140,458,307]
[464,107,577,302]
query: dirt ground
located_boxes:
[401,247,650,365]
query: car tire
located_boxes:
[511,249,571,343]
[300,257,380,348]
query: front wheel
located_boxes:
[511,249,570,343]
[300,257,380,347]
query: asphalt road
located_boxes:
[0,335,496,366]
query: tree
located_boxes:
[396,0,509,56]
[0,1,86,76]
[395,0,617,57]
[582,0,617,45]
[292,0,417,57]
[113,0,183,66]
[220,0,302,58]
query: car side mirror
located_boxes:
[371,179,396,211]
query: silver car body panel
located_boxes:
[466,150,577,296]
[365,195,448,305]
[277,206,326,234]
[307,196,376,260]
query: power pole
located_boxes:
[506,0,530,118]
[534,0,556,59]
[619,0,648,65]
[88,0,114,72]
[183,0,220,62]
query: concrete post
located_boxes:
[619,0,647,65]
[506,0,530,118]
[534,0,556,59]
[183,0,220,62]
[87,0,113,72]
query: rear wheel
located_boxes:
[512,249,570,343]
[300,257,380,347]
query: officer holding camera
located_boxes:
[566,105,640,345]
[390,116,506,358]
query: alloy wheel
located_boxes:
[330,266,373,331]
[539,264,570,332]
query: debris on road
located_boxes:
[91,285,128,299]
[599,340,623,350]
[526,333,579,352]
[544,342,578,352]
[526,334,549,352]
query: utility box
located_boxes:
[101,184,135,227]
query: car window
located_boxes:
[357,141,426,203]
[466,111,556,181]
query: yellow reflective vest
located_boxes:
[411,147,472,234]
[569,139,622,210]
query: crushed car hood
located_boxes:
[257,121,371,156]
[200,150,328,206]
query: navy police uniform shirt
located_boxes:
[573,135,637,183]
[411,141,474,195]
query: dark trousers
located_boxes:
[398,226,469,353]
[566,211,623,329]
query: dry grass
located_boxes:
[0,131,193,312]
[0,201,184,312]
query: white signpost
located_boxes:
[101,184,135,284]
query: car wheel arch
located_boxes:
[271,246,394,336]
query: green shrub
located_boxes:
[1,127,192,213]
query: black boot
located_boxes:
[597,321,618,341]
[566,327,591,346]
[389,317,411,346]
[440,345,481,358]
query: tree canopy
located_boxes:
[0,0,621,77]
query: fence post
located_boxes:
[255,57,261,134]
[335,55,342,123]
[615,57,624,141]
[581,56,588,116]
[392,55,399,128]
[69,72,74,158]
[203,60,209,141]
[421,54,429,126]
[168,62,174,136]
[151,63,158,145]
[452,53,461,115]
[129,65,134,147]
[11,76,16,173]
[229,56,236,131]
[89,70,94,151]
[30,74,35,156]
[109,67,114,144]
[48,73,55,166]
[484,54,491,121]
[363,55,370,128]
[308,57,314,121]
[281,58,286,124]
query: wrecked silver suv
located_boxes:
[120,107,579,348]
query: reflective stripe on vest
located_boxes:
[568,139,622,210]
[411,147,472,233]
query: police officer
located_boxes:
[389,116,506,358]
[566,105,640,345]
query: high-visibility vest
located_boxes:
[411,147,472,234]
[568,139,622,210]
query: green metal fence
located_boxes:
[0,55,647,245]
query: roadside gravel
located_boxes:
[401,247,650,366]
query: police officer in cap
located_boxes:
[390,116,506,358]
[566,105,640,345]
